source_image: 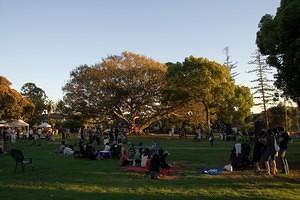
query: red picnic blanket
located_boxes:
[122,166,178,176]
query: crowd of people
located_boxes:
[56,127,127,160]
[0,127,58,153]
[1,121,293,178]
[229,121,291,176]
[56,126,173,179]
[252,123,291,175]
[119,141,171,179]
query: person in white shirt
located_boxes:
[11,130,16,143]
[63,146,74,155]
[104,143,111,151]
[141,148,151,167]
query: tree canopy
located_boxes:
[63,53,253,132]
[166,56,252,129]
[63,52,170,133]
[256,0,300,105]
[0,76,34,120]
[21,82,48,125]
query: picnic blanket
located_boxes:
[122,166,149,172]
[122,166,178,176]
[200,168,223,175]
[160,167,178,176]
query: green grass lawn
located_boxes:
[0,136,299,200]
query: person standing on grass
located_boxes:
[208,130,214,146]
[194,127,201,141]
[277,127,291,175]
[120,147,131,166]
[141,148,151,167]
[252,120,267,172]
[150,154,160,179]
[260,129,278,175]
[95,128,101,146]
[127,143,136,159]
[258,131,270,175]
[60,127,66,142]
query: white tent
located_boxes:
[9,119,29,128]
[0,120,8,127]
[0,123,9,127]
[38,122,51,128]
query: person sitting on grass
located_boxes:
[158,149,171,169]
[103,143,111,152]
[150,141,158,155]
[86,143,101,160]
[127,143,136,159]
[58,141,66,153]
[229,142,252,170]
[73,141,87,158]
[120,147,132,166]
[133,150,142,166]
[150,154,160,179]
[141,148,151,168]
[110,143,121,159]
[63,145,74,156]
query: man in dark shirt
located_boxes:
[150,154,160,179]
[277,127,291,175]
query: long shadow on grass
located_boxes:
[0,183,298,200]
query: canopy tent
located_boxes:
[0,123,9,127]
[9,119,29,128]
[0,120,8,127]
[38,122,51,128]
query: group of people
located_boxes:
[229,121,291,175]
[47,121,293,178]
[1,127,57,142]
[253,124,291,175]
[58,131,173,179]
[56,126,130,161]
[120,141,171,179]
[77,127,127,146]
[58,140,115,160]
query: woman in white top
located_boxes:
[104,143,111,151]
[141,148,150,167]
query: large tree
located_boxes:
[166,56,236,129]
[268,103,300,132]
[230,86,254,129]
[256,0,300,105]
[63,52,175,133]
[248,50,275,127]
[0,76,34,120]
[21,82,48,125]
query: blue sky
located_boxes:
[0,0,280,102]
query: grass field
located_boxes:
[0,136,299,200]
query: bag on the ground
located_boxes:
[224,164,233,172]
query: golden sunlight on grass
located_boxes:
[4,182,300,199]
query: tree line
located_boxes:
[59,52,253,133]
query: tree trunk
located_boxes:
[203,102,210,130]
[139,115,164,134]
[296,100,300,133]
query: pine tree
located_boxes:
[224,46,239,78]
[248,50,275,127]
